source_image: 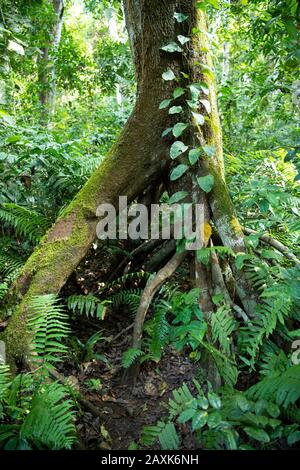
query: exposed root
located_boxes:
[124,250,186,385]
[244,227,299,264]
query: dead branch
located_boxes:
[244,227,299,264]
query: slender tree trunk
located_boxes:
[2,0,256,370]
[38,0,64,122]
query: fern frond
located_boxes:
[108,288,142,315]
[20,381,76,449]
[247,364,300,408]
[149,300,171,358]
[0,363,10,403]
[211,306,236,356]
[67,294,105,319]
[122,348,143,368]
[27,294,70,367]
[0,203,50,243]
[159,422,180,450]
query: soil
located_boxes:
[57,311,198,450]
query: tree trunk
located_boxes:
[2,0,191,365]
[38,0,64,122]
[3,0,256,369]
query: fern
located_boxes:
[122,347,144,368]
[27,294,70,367]
[168,383,195,419]
[20,381,76,449]
[211,305,236,356]
[0,364,10,404]
[0,203,50,243]
[67,294,105,319]
[199,339,238,387]
[141,421,179,450]
[149,300,171,359]
[239,264,300,368]
[108,288,142,315]
[247,364,300,408]
[159,422,180,450]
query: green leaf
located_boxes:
[177,35,190,45]
[174,12,188,23]
[197,0,220,9]
[162,127,172,137]
[173,87,185,99]
[172,122,188,137]
[189,84,201,101]
[197,396,209,409]
[192,112,205,125]
[197,174,214,193]
[207,411,222,429]
[201,63,215,79]
[200,99,211,113]
[178,408,196,423]
[159,99,172,109]
[208,392,221,409]
[196,248,210,265]
[235,253,252,270]
[170,164,189,181]
[161,42,182,53]
[188,148,202,165]
[192,410,208,430]
[170,141,188,159]
[169,191,189,204]
[162,69,176,81]
[200,83,210,95]
[202,144,216,157]
[169,106,183,114]
[244,427,270,443]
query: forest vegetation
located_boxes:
[0,0,299,452]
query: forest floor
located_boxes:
[57,245,197,450]
[58,315,197,450]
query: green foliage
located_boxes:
[0,203,50,243]
[0,294,76,450]
[67,294,105,319]
[122,348,144,369]
[247,364,300,408]
[211,305,236,356]
[27,294,70,368]
[141,379,300,450]
[0,369,76,450]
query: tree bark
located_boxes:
[3,0,257,370]
[2,0,194,365]
[38,0,64,122]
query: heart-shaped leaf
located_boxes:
[200,99,211,114]
[202,144,216,157]
[189,148,202,165]
[178,408,196,424]
[169,191,189,204]
[161,42,182,53]
[169,106,183,114]
[192,112,205,125]
[173,87,185,99]
[170,164,189,181]
[177,35,190,45]
[197,174,215,193]
[174,12,188,22]
[192,411,208,430]
[162,69,176,81]
[170,141,188,159]
[172,122,188,137]
[159,99,171,109]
